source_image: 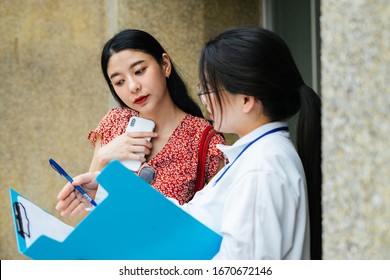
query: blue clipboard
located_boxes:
[9,160,222,260]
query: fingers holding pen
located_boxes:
[56,186,79,216]
[56,172,99,216]
[57,181,75,202]
[67,192,89,216]
[56,187,90,217]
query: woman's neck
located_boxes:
[141,102,187,161]
[139,102,186,138]
[236,117,272,138]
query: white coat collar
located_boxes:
[217,122,289,162]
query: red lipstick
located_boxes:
[134,95,149,105]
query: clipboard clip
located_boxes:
[13,202,31,238]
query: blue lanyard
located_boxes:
[213,126,289,186]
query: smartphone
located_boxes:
[122,116,155,171]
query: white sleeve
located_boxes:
[213,170,298,260]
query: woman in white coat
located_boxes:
[56,27,322,260]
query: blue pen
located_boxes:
[49,158,97,207]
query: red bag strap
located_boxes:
[194,125,216,194]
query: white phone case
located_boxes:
[122,116,155,171]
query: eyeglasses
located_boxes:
[138,164,156,184]
[197,83,219,105]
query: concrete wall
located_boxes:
[321,0,390,259]
[0,0,108,260]
[0,0,260,259]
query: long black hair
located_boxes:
[199,27,322,259]
[101,29,203,118]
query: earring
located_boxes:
[163,65,169,78]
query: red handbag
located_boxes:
[194,125,217,193]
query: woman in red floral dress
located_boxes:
[88,29,225,204]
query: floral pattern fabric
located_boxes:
[88,107,225,204]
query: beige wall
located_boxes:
[0,0,109,260]
[321,0,390,259]
[0,0,260,259]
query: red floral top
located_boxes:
[88,107,225,204]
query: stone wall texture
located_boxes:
[321,0,390,259]
[0,0,260,259]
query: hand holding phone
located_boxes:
[122,116,155,171]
